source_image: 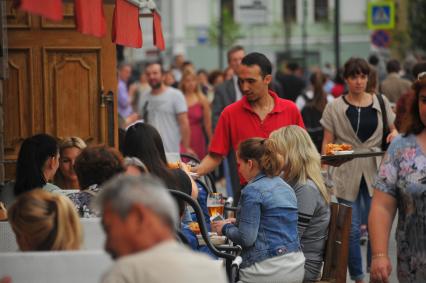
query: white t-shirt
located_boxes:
[295,90,334,110]
[233,75,243,101]
[138,87,188,153]
[101,241,227,283]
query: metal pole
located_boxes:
[302,0,307,70]
[334,0,340,69]
[218,0,224,70]
[284,1,291,55]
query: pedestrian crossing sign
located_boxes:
[367,2,395,30]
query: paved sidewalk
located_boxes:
[347,219,398,283]
[217,180,400,283]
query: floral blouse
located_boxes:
[68,184,100,218]
[374,134,426,283]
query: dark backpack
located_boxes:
[301,105,323,153]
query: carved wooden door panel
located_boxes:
[3,1,117,180]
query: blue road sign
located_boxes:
[371,30,391,48]
[372,6,390,25]
[367,2,395,30]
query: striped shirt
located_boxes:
[291,179,330,281]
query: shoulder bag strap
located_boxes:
[376,94,389,149]
[142,101,149,123]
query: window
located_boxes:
[283,0,297,23]
[314,0,329,22]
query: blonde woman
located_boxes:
[54,137,87,190]
[180,71,212,159]
[8,189,81,251]
[270,125,330,282]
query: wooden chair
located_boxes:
[180,153,218,193]
[0,218,105,252]
[319,202,352,283]
[169,190,241,282]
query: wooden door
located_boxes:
[3,1,118,180]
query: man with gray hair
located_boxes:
[96,174,227,283]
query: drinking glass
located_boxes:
[207,193,224,217]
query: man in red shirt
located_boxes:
[195,52,304,199]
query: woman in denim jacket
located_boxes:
[212,138,305,283]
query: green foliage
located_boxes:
[408,0,426,51]
[209,8,242,47]
[390,29,411,58]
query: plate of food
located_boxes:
[196,234,227,246]
[322,145,385,162]
[325,143,353,155]
[188,222,200,234]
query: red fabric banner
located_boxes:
[112,0,142,48]
[74,0,107,37]
[152,10,165,51]
[17,0,63,21]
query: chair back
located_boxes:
[80,218,106,250]
[195,180,212,226]
[320,202,352,283]
[0,218,105,252]
[0,250,112,283]
[0,181,15,209]
[180,153,217,193]
[169,190,238,260]
[0,221,18,252]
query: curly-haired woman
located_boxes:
[68,145,125,217]
[369,73,426,283]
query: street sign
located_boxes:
[234,0,271,25]
[367,1,395,30]
[371,30,391,48]
[197,27,209,45]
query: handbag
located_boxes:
[376,94,390,151]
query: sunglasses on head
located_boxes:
[125,120,144,131]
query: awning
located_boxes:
[15,0,165,50]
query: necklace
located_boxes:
[346,92,369,137]
[355,106,361,136]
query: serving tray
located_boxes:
[321,150,385,162]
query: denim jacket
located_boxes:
[222,173,300,268]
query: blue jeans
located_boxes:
[223,157,234,198]
[338,177,371,281]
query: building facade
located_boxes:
[127,0,374,71]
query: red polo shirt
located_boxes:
[209,90,305,184]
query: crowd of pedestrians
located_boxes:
[1,48,426,283]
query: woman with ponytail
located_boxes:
[296,71,334,152]
[8,189,81,251]
[211,137,305,283]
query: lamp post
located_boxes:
[302,0,307,70]
[334,0,340,69]
[218,0,224,70]
[283,1,291,56]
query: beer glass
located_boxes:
[207,193,224,217]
